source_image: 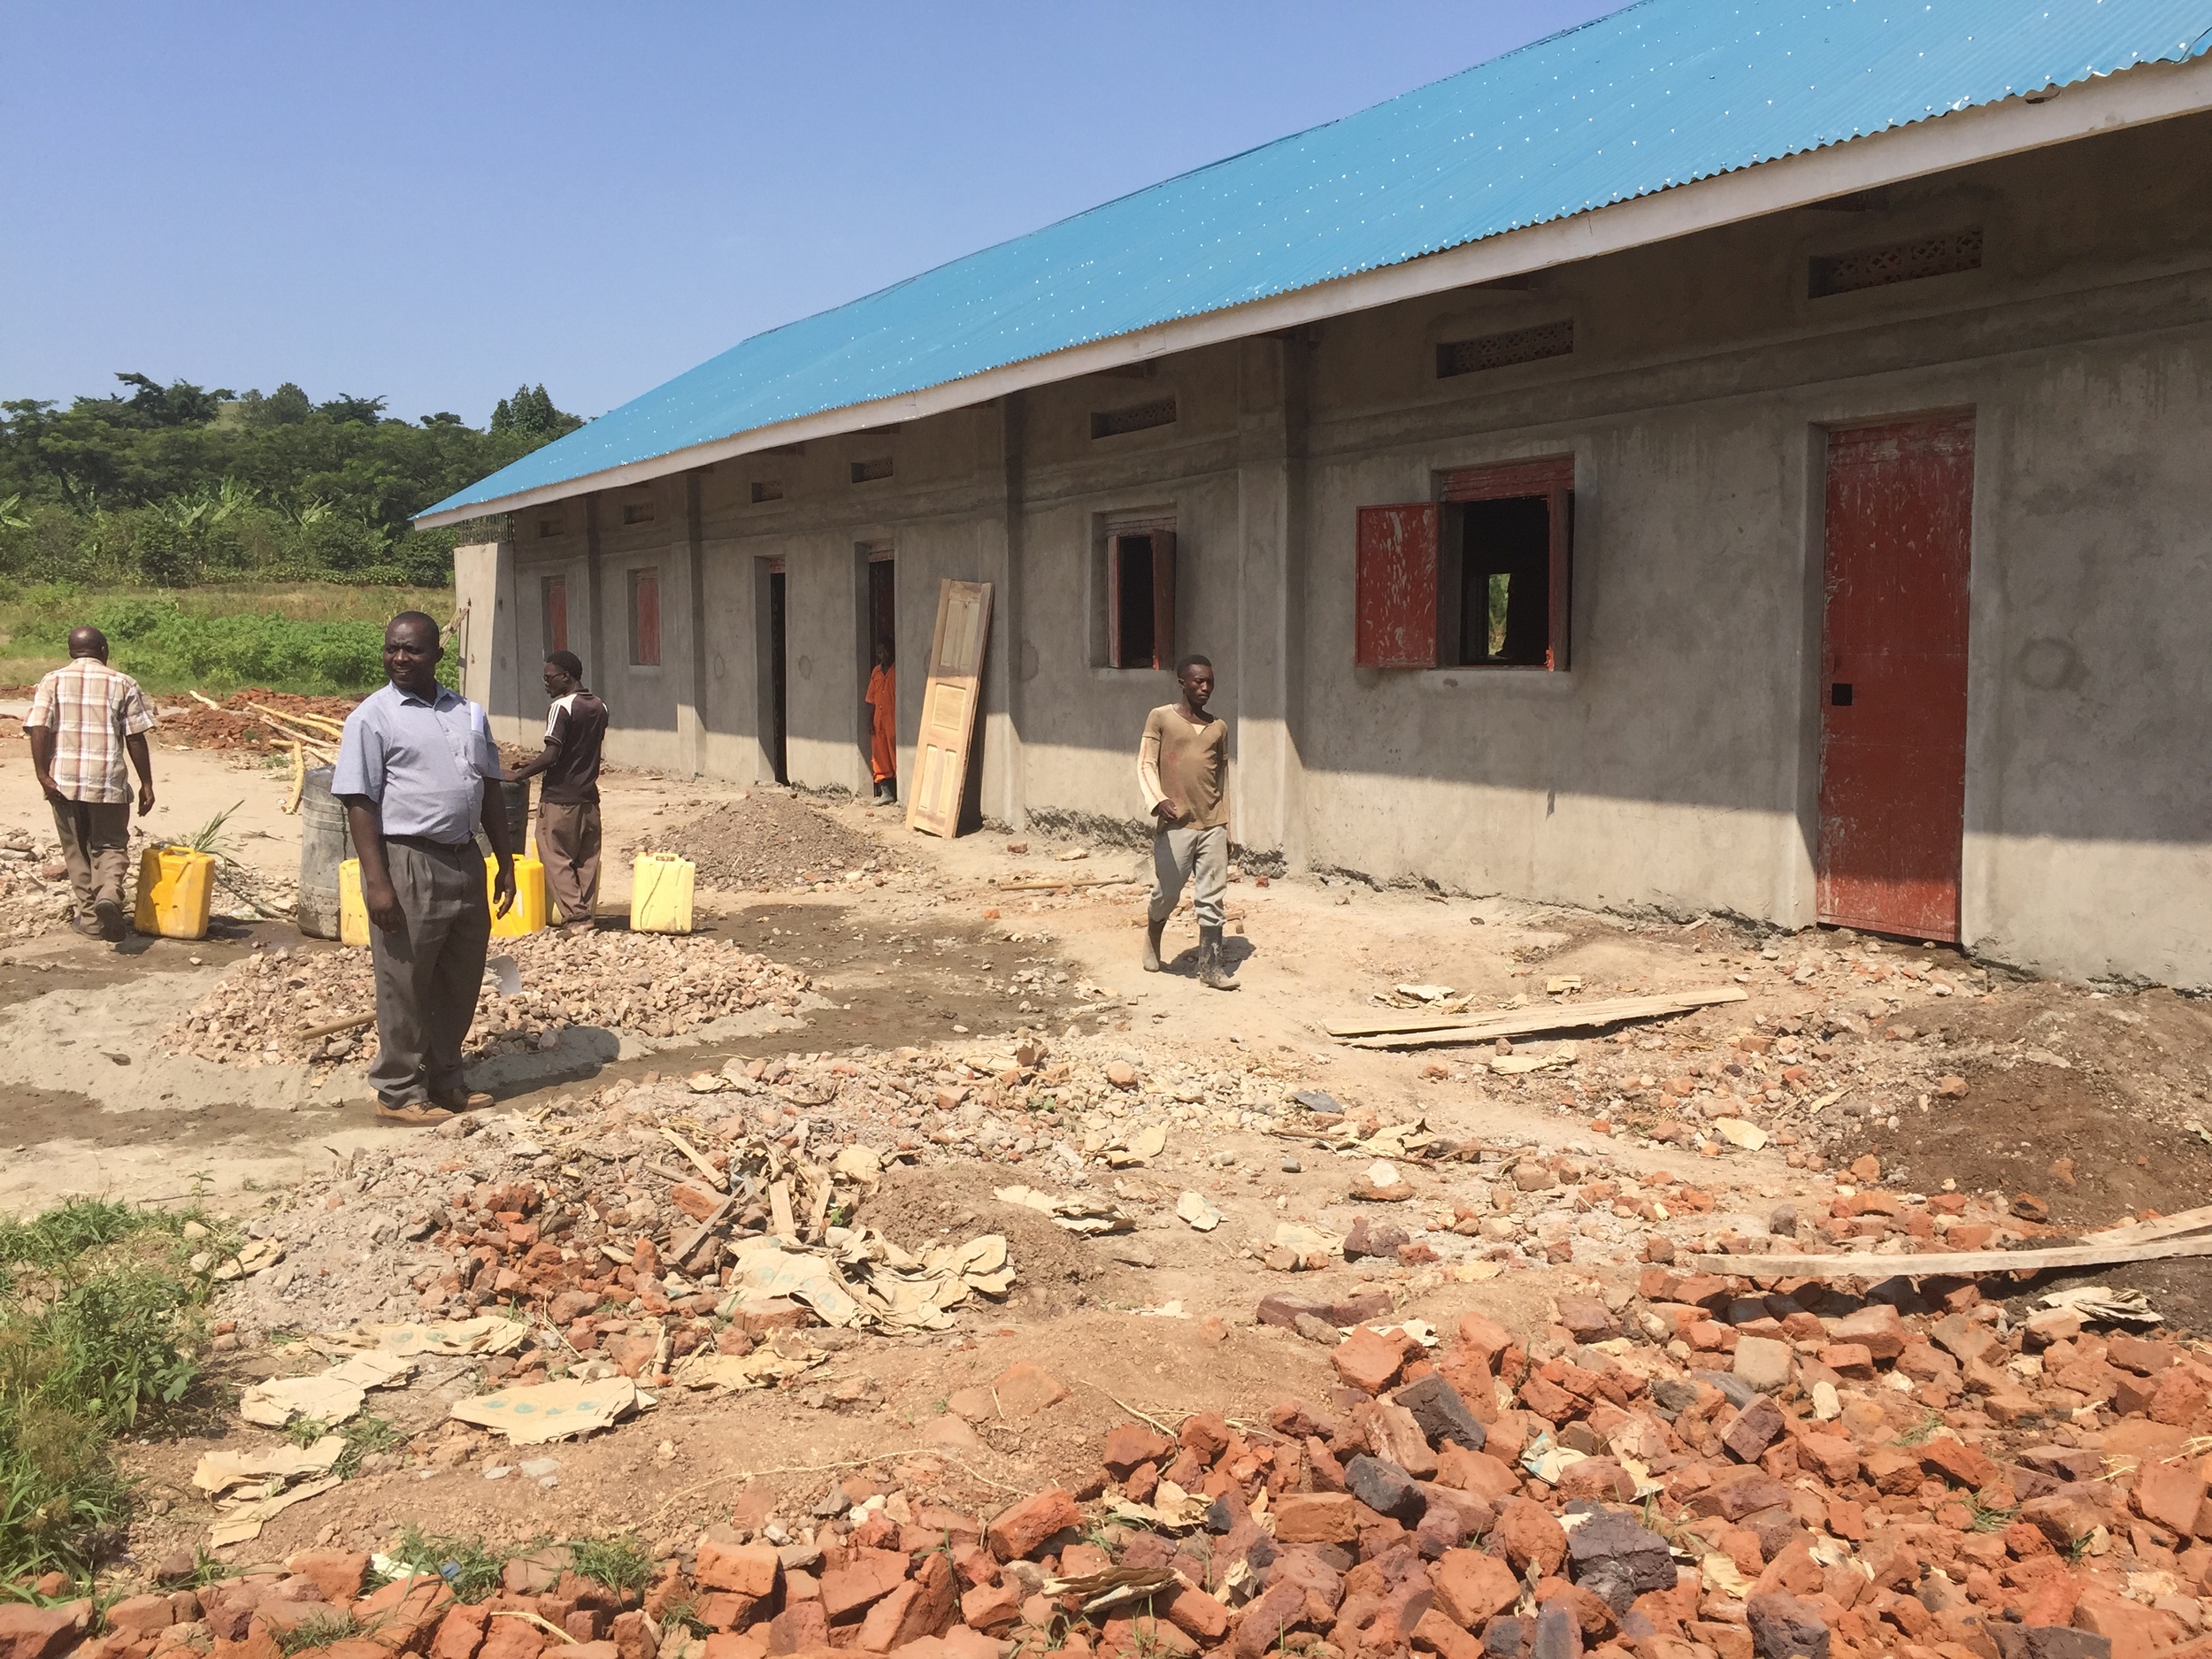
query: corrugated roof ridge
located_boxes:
[422,0,2212,521]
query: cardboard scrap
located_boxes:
[1490,1042,1577,1075]
[1175,1191,1222,1232]
[193,1436,345,1494]
[669,1343,824,1394]
[726,1237,865,1327]
[209,1474,342,1548]
[211,1238,283,1282]
[1709,1117,1769,1150]
[994,1185,1133,1235]
[370,1316,532,1357]
[240,1373,365,1429]
[2040,1285,2162,1325]
[239,1328,432,1428]
[1106,1125,1167,1167]
[325,1349,416,1387]
[449,1376,641,1445]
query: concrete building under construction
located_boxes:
[423,0,2212,991]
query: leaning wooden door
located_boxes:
[907,580,993,838]
[1817,412,1975,940]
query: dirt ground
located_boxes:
[4,733,2210,1578]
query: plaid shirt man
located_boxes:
[25,657,157,803]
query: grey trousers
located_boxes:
[1149,824,1228,929]
[52,799,130,918]
[367,839,490,1106]
[536,801,601,924]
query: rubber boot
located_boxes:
[1141,918,1165,972]
[1199,925,1237,990]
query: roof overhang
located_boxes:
[417,54,2212,531]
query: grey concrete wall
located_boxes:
[484,110,2212,987]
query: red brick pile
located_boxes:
[13,1256,2212,1659]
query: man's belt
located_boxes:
[384,833,477,855]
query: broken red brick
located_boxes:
[985,1486,1080,1563]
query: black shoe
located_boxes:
[92,897,126,941]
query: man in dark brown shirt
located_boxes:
[1137,654,1234,990]
[506,651,609,930]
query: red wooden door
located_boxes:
[1817,413,1975,940]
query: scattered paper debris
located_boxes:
[193,1437,345,1494]
[209,1474,342,1548]
[670,1344,825,1394]
[995,1185,1134,1234]
[2039,1285,2162,1325]
[239,1373,365,1430]
[1490,1042,1577,1075]
[370,1316,533,1357]
[1710,1117,1769,1150]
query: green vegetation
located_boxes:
[570,1534,654,1596]
[280,1409,399,1480]
[272,1610,367,1655]
[0,1199,229,1580]
[0,373,582,588]
[0,580,453,695]
[388,1525,512,1603]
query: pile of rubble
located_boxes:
[641,794,899,892]
[196,1004,2062,1379]
[159,933,818,1069]
[150,687,359,756]
[28,1240,2212,1659]
[0,827,77,938]
[1386,944,2032,1175]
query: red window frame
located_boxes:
[1354,457,1574,672]
[630,567,661,666]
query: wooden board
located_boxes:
[1681,1235,2212,1281]
[2083,1203,2212,1246]
[1331,986,1747,1046]
[907,580,993,838]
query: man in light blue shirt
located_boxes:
[334,611,516,1125]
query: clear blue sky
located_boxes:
[3,3,1619,426]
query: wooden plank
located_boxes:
[1682,1235,2212,1281]
[658,1125,726,1191]
[669,1196,735,1270]
[1330,986,1747,1044]
[2081,1203,2212,1247]
[907,580,994,839]
[769,1179,797,1243]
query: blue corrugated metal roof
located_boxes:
[425,0,2212,520]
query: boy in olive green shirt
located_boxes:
[1136,654,1234,990]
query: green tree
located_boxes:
[490,384,581,441]
[0,371,571,587]
[317,393,388,426]
[109,373,234,427]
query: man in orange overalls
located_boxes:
[865,638,897,805]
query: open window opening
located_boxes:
[1106,526,1177,670]
[1452,495,1554,666]
[1355,457,1572,671]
